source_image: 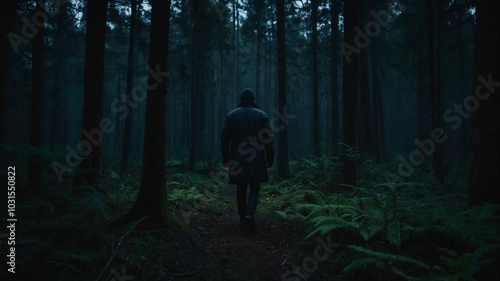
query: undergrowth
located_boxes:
[0,144,498,280]
[274,154,499,281]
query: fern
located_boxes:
[347,244,430,269]
[280,156,499,280]
[342,257,384,272]
[168,186,204,203]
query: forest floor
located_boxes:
[168,187,306,281]
[6,156,495,281]
[102,164,325,281]
[97,157,495,281]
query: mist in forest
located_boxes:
[0,0,498,280]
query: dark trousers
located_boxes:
[236,183,260,219]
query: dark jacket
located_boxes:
[221,101,274,183]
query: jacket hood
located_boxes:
[238,101,259,108]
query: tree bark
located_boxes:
[276,0,290,178]
[458,35,470,162]
[359,46,372,157]
[330,0,340,155]
[468,0,500,208]
[0,0,17,152]
[120,0,138,175]
[128,0,178,227]
[255,0,262,97]
[341,0,360,185]
[74,0,108,186]
[28,0,45,189]
[311,0,320,157]
[188,0,202,170]
[427,0,444,182]
[371,29,385,162]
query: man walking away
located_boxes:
[221,88,274,230]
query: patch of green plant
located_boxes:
[0,182,114,281]
[287,159,499,280]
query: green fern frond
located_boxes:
[55,250,94,262]
[46,261,79,272]
[348,245,429,269]
[342,257,383,272]
[306,223,345,239]
[275,210,288,220]
[17,199,55,216]
[473,243,500,262]
[391,267,422,281]
[368,224,385,238]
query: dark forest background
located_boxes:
[0,0,499,280]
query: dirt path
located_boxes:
[102,166,308,280]
[168,187,305,281]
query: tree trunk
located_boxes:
[468,0,500,208]
[371,30,385,162]
[341,0,360,185]
[128,0,178,227]
[458,35,470,162]
[188,0,202,170]
[50,4,66,152]
[0,0,17,154]
[427,0,444,182]
[73,0,108,186]
[359,47,372,157]
[28,0,45,189]
[311,0,320,157]
[276,0,290,178]
[233,0,238,97]
[120,0,138,175]
[264,49,270,112]
[330,0,340,155]
[50,86,62,151]
[255,0,262,96]
[416,48,425,144]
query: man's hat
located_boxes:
[240,88,255,101]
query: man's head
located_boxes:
[240,88,255,102]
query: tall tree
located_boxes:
[74,0,108,186]
[311,0,320,157]
[416,46,426,147]
[276,0,290,178]
[255,0,263,96]
[128,0,177,226]
[359,40,372,157]
[49,2,70,150]
[188,0,202,170]
[468,0,500,208]
[232,0,239,98]
[120,0,138,175]
[369,0,385,162]
[457,32,470,162]
[371,51,385,161]
[427,0,444,182]
[28,0,45,189]
[330,0,340,155]
[0,1,17,148]
[341,0,360,185]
